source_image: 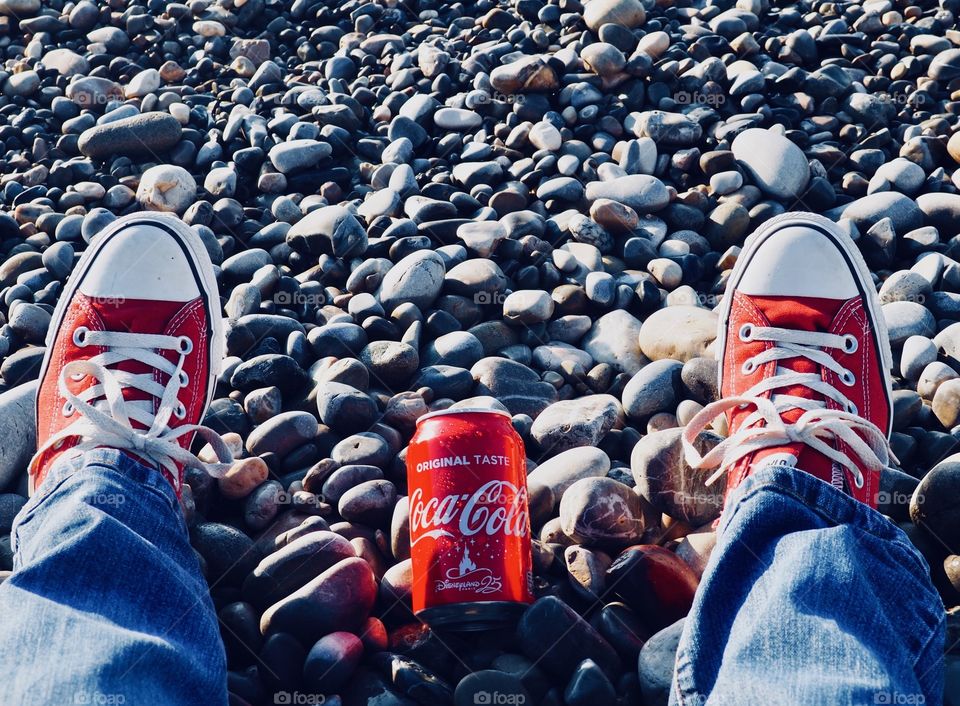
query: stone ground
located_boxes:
[1,0,960,703]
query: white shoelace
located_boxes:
[30,327,234,491]
[681,323,895,490]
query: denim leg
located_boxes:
[0,449,227,706]
[673,465,945,706]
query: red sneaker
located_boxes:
[682,212,895,509]
[30,213,232,496]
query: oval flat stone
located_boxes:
[517,596,622,680]
[631,428,724,525]
[731,128,809,200]
[246,411,319,458]
[260,557,377,642]
[606,545,698,632]
[78,112,182,159]
[377,250,446,312]
[639,306,718,362]
[243,531,356,608]
[530,394,624,455]
[585,175,670,213]
[559,477,646,547]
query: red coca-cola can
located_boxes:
[407,408,534,630]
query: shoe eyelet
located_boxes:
[69,372,85,382]
[853,473,864,489]
[62,401,74,417]
[741,359,756,374]
[73,327,89,347]
[178,370,189,388]
[839,369,856,386]
[174,402,186,419]
[177,337,193,355]
[738,324,753,341]
[842,335,858,354]
[846,401,858,415]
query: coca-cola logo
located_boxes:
[410,480,528,545]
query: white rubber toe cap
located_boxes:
[79,224,201,302]
[736,225,859,299]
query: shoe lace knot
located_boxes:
[30,328,233,492]
[681,324,895,490]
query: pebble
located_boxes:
[0,382,36,490]
[639,307,718,362]
[530,395,623,455]
[517,597,622,681]
[584,175,671,214]
[527,447,610,519]
[559,477,646,547]
[268,139,332,174]
[246,411,318,458]
[434,108,481,131]
[621,359,683,420]
[78,112,182,160]
[637,619,685,706]
[632,428,724,526]
[244,531,355,608]
[136,165,197,215]
[882,301,936,344]
[472,357,558,417]
[260,557,377,642]
[304,632,364,693]
[606,545,699,631]
[911,459,960,552]
[731,128,809,200]
[583,0,646,31]
[455,671,529,706]
[503,290,554,324]
[219,457,269,500]
[377,250,446,313]
[286,205,368,259]
[901,336,937,383]
[0,0,957,694]
[581,310,645,375]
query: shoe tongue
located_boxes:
[86,296,187,430]
[726,295,858,499]
[749,294,845,332]
[749,294,847,423]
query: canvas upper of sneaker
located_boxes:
[682,213,894,509]
[30,214,232,495]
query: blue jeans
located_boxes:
[0,449,228,705]
[0,453,945,705]
[673,465,946,706]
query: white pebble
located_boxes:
[648,258,683,289]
